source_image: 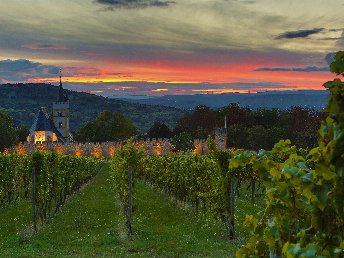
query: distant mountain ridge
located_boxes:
[0,83,184,133]
[109,90,329,110]
[1,84,328,135]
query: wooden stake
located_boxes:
[229,176,236,240]
[32,167,37,232]
[128,166,133,235]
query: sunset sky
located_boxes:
[0,0,343,96]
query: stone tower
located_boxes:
[52,69,70,142]
[214,128,227,150]
[214,115,227,150]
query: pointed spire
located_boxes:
[59,68,62,86]
[224,115,227,129]
[57,68,69,102]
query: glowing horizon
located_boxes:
[0,0,342,96]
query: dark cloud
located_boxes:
[318,37,344,41]
[0,59,133,83]
[0,59,60,82]
[22,44,67,50]
[224,0,256,3]
[94,0,175,9]
[337,30,344,47]
[329,28,344,32]
[237,0,256,4]
[275,28,324,39]
[312,28,344,44]
[255,66,329,72]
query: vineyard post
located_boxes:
[229,175,236,240]
[251,179,255,203]
[269,251,281,258]
[31,167,37,232]
[128,165,133,235]
[268,218,281,258]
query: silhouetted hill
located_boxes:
[0,83,184,133]
[109,90,329,110]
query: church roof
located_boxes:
[29,107,65,143]
[30,108,54,132]
[52,124,66,143]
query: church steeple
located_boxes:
[53,68,71,142]
[59,68,62,87]
[57,68,69,102]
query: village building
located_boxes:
[27,70,72,143]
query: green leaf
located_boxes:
[302,187,315,201]
[300,244,317,257]
[300,173,312,182]
[286,243,301,256]
[315,163,337,181]
[268,219,279,240]
[282,166,299,177]
[270,167,281,178]
[330,51,344,75]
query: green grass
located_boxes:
[0,164,263,257]
[0,199,32,249]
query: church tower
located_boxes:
[214,115,227,150]
[52,69,70,143]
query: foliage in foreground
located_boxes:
[1,165,244,257]
[109,139,143,234]
[107,52,344,257]
[237,51,344,257]
[0,151,103,227]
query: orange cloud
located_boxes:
[26,52,333,94]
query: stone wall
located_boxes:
[10,136,225,157]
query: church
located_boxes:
[27,71,72,143]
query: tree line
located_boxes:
[1,103,324,152]
[147,104,324,150]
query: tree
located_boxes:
[279,107,323,148]
[329,50,344,75]
[16,125,30,143]
[225,105,323,150]
[76,110,136,143]
[0,111,18,151]
[254,108,279,128]
[174,105,217,139]
[247,125,286,150]
[218,103,254,127]
[227,124,250,149]
[147,122,172,139]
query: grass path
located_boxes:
[0,164,260,257]
[0,199,32,249]
[127,182,239,257]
